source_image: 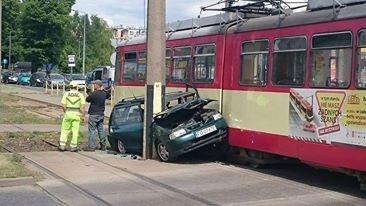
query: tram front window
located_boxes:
[272,37,306,86]
[356,30,366,88]
[172,46,191,82]
[240,40,268,86]
[193,44,215,83]
[123,52,138,82]
[310,32,352,88]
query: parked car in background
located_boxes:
[64,73,86,90]
[17,73,31,85]
[30,72,46,87]
[1,69,9,82]
[1,71,18,84]
[43,73,66,88]
[108,85,228,162]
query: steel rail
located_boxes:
[76,151,221,206]
[0,143,113,206]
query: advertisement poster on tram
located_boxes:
[289,89,366,147]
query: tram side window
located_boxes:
[272,37,306,86]
[172,46,191,82]
[193,44,215,83]
[240,40,268,86]
[137,51,146,81]
[114,51,121,83]
[310,32,352,88]
[123,52,138,82]
[356,30,366,88]
[166,49,171,82]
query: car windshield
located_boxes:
[20,73,31,77]
[9,72,18,76]
[37,73,46,78]
[50,74,64,80]
[71,74,85,80]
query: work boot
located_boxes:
[100,144,106,151]
[82,147,95,152]
[70,147,78,152]
[58,145,65,152]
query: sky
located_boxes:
[72,0,308,28]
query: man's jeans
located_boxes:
[88,114,106,149]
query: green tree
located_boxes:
[1,0,22,68]
[20,0,75,71]
[62,14,113,74]
[2,0,113,74]
[86,15,113,71]
[59,12,85,74]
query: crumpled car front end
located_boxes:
[152,99,227,162]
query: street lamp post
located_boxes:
[8,30,11,70]
[82,14,86,76]
[72,9,86,75]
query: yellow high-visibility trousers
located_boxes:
[59,111,81,148]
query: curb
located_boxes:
[0,176,35,187]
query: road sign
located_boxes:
[68,55,76,67]
[2,59,8,65]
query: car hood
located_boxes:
[71,80,85,84]
[154,98,216,123]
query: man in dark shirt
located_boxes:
[84,80,107,151]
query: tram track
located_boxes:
[39,138,221,206]
[1,134,364,205]
[0,142,114,206]
[40,137,365,204]
[1,136,221,206]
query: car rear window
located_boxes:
[111,105,142,126]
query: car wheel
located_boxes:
[155,139,172,162]
[117,139,127,154]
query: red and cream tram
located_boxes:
[113,0,366,188]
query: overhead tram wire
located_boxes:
[200,0,308,16]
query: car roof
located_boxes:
[32,72,46,75]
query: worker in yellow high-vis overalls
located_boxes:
[59,81,86,152]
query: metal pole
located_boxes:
[143,0,166,159]
[143,0,146,34]
[82,14,86,76]
[8,30,11,70]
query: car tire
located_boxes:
[117,139,127,154]
[155,139,173,162]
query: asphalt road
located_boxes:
[0,185,62,206]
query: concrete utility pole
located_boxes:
[143,0,166,159]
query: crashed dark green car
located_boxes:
[108,85,227,162]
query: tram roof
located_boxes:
[117,1,366,47]
[228,2,366,33]
[118,12,263,47]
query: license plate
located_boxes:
[196,125,217,138]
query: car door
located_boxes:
[109,103,144,153]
